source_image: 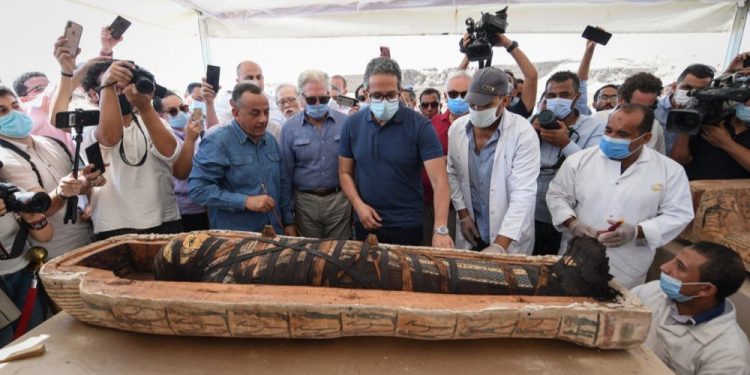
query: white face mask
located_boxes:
[673,89,697,107]
[469,105,500,128]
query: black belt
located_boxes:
[299,187,341,197]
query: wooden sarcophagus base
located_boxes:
[39,230,650,349]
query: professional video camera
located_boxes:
[667,73,750,134]
[459,7,508,67]
[0,182,51,214]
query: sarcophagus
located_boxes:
[39,231,651,349]
[680,179,750,271]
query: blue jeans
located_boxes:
[0,269,50,347]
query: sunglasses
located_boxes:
[420,101,440,109]
[165,104,189,117]
[304,95,330,105]
[447,90,468,99]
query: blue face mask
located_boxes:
[599,134,645,160]
[370,99,399,122]
[189,100,207,114]
[168,111,189,129]
[447,98,469,115]
[660,272,710,303]
[0,110,33,139]
[736,103,750,123]
[359,102,369,110]
[545,98,574,119]
[306,103,329,119]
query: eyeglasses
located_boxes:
[303,95,330,105]
[597,95,618,104]
[369,91,400,101]
[447,90,468,99]
[420,101,440,109]
[356,95,366,102]
[24,85,47,97]
[278,97,298,106]
[164,104,189,117]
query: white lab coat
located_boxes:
[632,281,750,375]
[594,108,666,154]
[447,109,540,254]
[546,146,694,288]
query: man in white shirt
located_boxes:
[593,72,666,154]
[447,67,540,254]
[86,61,182,240]
[202,60,283,140]
[546,104,694,288]
[632,242,750,375]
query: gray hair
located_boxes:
[445,70,472,91]
[297,70,330,93]
[363,57,402,89]
[275,82,298,101]
[231,82,263,109]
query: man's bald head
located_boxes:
[236,60,265,90]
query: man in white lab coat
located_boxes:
[546,103,694,288]
[632,242,750,375]
[447,67,540,254]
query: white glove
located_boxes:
[481,243,506,254]
[597,219,638,247]
[569,219,598,238]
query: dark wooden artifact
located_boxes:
[154,232,617,301]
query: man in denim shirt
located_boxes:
[281,70,351,239]
[189,83,294,234]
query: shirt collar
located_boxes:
[230,120,266,145]
[691,300,727,325]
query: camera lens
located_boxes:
[10,191,52,213]
[538,110,558,129]
[135,77,155,94]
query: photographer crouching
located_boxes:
[0,178,53,347]
[670,64,750,180]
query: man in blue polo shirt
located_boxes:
[339,57,454,248]
[189,83,294,234]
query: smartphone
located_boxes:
[63,21,83,55]
[582,26,612,46]
[109,16,131,40]
[206,65,221,92]
[55,109,100,129]
[85,142,106,174]
[379,46,391,58]
[335,95,357,108]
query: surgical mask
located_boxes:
[359,102,370,110]
[659,272,711,303]
[599,134,645,160]
[545,98,574,119]
[370,99,399,122]
[168,111,189,129]
[0,110,33,139]
[673,89,697,108]
[189,100,207,114]
[447,98,469,115]
[736,103,750,123]
[306,103,329,119]
[469,105,500,128]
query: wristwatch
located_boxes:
[433,226,449,235]
[506,40,518,53]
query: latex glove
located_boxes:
[569,219,598,238]
[459,216,480,247]
[597,219,638,247]
[481,243,506,254]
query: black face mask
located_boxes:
[118,93,132,116]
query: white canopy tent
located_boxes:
[65,0,749,67]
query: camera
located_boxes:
[460,7,508,64]
[130,65,167,98]
[0,182,51,214]
[667,73,750,134]
[538,110,560,130]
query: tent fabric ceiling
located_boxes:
[67,0,740,38]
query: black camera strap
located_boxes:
[118,115,148,167]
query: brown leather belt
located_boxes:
[300,187,341,197]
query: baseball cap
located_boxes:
[464,67,509,107]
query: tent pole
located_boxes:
[197,11,212,67]
[724,1,750,69]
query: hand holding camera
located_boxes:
[0,183,51,214]
[102,60,135,88]
[123,83,153,111]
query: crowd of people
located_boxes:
[1,23,749,374]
